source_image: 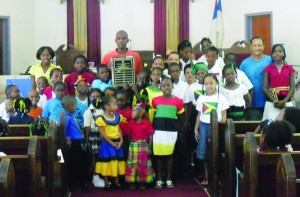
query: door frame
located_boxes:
[0,16,11,74]
[245,12,273,46]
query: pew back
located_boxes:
[0,158,15,197]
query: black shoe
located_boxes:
[82,184,91,192]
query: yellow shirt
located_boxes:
[95,113,124,140]
[29,62,61,84]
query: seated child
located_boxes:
[64,54,96,96]
[259,120,294,152]
[0,84,21,118]
[36,76,49,108]
[61,95,90,192]
[9,98,34,124]
[28,89,43,120]
[2,98,15,122]
[44,68,69,100]
[0,119,9,137]
[125,102,155,190]
[92,64,112,93]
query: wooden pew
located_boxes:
[238,132,300,197]
[276,154,297,197]
[0,158,15,197]
[206,110,259,197]
[8,124,30,136]
[0,136,41,197]
[0,122,64,197]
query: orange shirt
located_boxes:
[29,107,43,120]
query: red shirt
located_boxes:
[128,118,154,140]
[44,86,69,100]
[116,107,132,135]
[264,63,295,96]
[64,70,96,96]
[101,48,142,76]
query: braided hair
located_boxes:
[13,97,31,116]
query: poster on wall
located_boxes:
[6,78,32,98]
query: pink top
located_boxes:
[64,70,96,96]
[128,118,154,140]
[264,63,295,96]
[101,48,142,76]
[116,107,132,135]
[44,86,69,100]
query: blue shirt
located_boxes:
[42,98,64,122]
[73,97,89,128]
[240,55,272,107]
[65,112,84,140]
[9,113,34,124]
[92,79,113,92]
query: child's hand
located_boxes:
[274,100,285,109]
[115,141,123,149]
[195,129,200,142]
[123,83,130,90]
[66,138,72,147]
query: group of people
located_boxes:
[0,30,300,193]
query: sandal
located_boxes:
[155,180,163,189]
[166,180,174,189]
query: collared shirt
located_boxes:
[65,112,84,140]
[101,48,142,76]
[29,62,61,84]
[64,70,96,96]
[91,79,113,92]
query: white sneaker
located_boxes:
[93,175,100,181]
[93,175,105,187]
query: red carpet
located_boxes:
[71,178,208,197]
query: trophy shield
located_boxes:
[111,57,135,86]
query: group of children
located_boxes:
[0,39,299,192]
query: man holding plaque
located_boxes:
[101,30,142,76]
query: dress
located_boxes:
[262,63,295,120]
[83,105,103,154]
[42,98,64,122]
[64,71,96,96]
[29,62,61,84]
[220,84,248,120]
[152,96,185,156]
[101,48,142,76]
[91,79,113,93]
[95,112,125,177]
[125,119,155,183]
[240,55,272,107]
[142,85,163,123]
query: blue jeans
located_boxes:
[196,122,211,160]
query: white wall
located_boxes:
[100,0,154,56]
[1,0,300,74]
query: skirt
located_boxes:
[125,140,155,183]
[95,139,125,177]
[88,127,102,154]
[262,101,294,121]
[153,130,178,156]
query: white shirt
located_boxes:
[0,101,6,118]
[179,59,198,82]
[208,65,223,84]
[220,84,248,107]
[38,94,47,108]
[197,55,224,69]
[83,104,104,130]
[185,82,204,105]
[196,93,229,123]
[172,80,189,102]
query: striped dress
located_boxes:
[152,96,185,155]
[143,85,163,123]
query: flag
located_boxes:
[211,0,224,48]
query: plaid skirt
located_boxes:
[88,127,102,154]
[125,140,155,183]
